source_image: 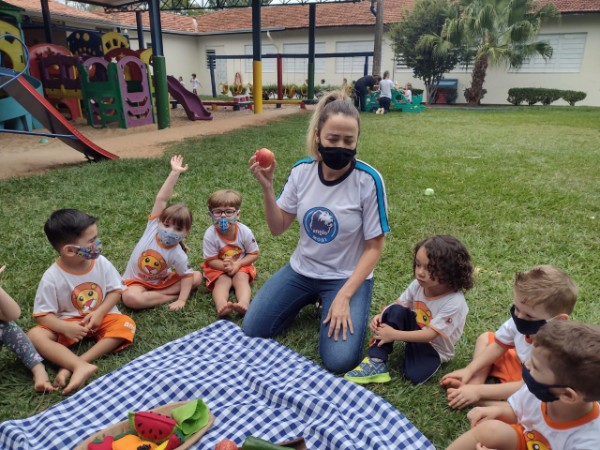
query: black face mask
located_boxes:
[521,363,567,402]
[318,144,356,170]
[510,305,547,336]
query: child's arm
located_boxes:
[447,380,524,409]
[224,253,259,276]
[373,323,438,345]
[150,155,188,216]
[442,341,508,385]
[35,313,90,342]
[0,285,21,322]
[80,291,121,331]
[168,276,193,311]
[467,403,517,428]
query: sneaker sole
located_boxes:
[343,373,391,384]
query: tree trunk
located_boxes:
[372,0,384,76]
[467,54,488,105]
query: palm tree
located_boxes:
[420,0,558,105]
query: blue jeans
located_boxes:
[243,263,373,373]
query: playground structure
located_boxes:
[166,75,212,120]
[366,89,426,113]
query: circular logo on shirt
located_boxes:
[303,207,338,244]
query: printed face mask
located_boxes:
[74,239,103,260]
[521,363,567,402]
[214,217,236,233]
[317,144,356,170]
[157,227,184,247]
[510,305,547,336]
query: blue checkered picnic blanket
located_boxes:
[0,321,434,449]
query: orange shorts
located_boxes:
[487,331,523,383]
[510,424,530,450]
[124,271,183,290]
[202,263,256,291]
[35,313,136,352]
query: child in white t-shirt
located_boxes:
[202,189,259,318]
[122,155,202,311]
[447,320,600,450]
[190,73,200,95]
[345,235,474,385]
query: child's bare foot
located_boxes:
[216,302,234,318]
[168,299,186,311]
[32,363,57,393]
[440,377,462,390]
[232,302,249,315]
[54,367,71,389]
[62,362,97,395]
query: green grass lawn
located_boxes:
[1,106,599,448]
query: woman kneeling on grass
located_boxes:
[243,90,390,373]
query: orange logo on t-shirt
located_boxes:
[71,282,103,315]
[414,301,433,328]
[524,430,550,450]
[219,245,242,261]
[138,249,167,278]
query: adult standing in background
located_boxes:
[354,74,381,112]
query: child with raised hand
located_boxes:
[1,267,55,393]
[440,265,577,410]
[28,209,136,395]
[447,320,600,450]
[122,155,202,311]
[202,189,259,318]
[344,235,474,385]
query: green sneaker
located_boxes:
[344,357,391,384]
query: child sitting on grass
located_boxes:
[201,189,259,318]
[1,267,55,392]
[28,209,136,395]
[447,320,600,450]
[122,155,202,311]
[344,235,473,385]
[440,265,577,409]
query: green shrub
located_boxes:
[561,90,587,106]
[507,88,527,105]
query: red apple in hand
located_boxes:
[255,148,275,168]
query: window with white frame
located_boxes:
[282,42,326,73]
[395,54,410,71]
[335,41,373,74]
[510,33,586,73]
[244,44,277,73]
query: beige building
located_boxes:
[5,0,600,106]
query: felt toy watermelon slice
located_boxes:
[129,411,177,443]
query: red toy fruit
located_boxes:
[255,148,275,168]
[215,438,239,450]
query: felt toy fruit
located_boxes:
[156,432,183,450]
[111,433,158,450]
[87,435,114,450]
[215,438,239,450]
[255,148,275,168]
[241,436,287,449]
[129,411,177,443]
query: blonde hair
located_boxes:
[305,90,360,160]
[207,189,242,210]
[535,320,600,401]
[513,265,577,316]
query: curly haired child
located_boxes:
[344,235,474,385]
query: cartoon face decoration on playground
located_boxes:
[71,282,103,315]
[137,249,167,279]
[303,207,338,244]
[414,301,433,328]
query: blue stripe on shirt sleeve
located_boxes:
[355,161,390,233]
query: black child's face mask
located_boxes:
[521,363,567,402]
[510,305,548,336]
[317,144,356,170]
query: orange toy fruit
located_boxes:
[255,148,275,168]
[215,438,239,450]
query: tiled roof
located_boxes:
[2,0,116,26]
[536,0,600,13]
[103,11,199,33]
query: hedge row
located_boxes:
[507,88,587,106]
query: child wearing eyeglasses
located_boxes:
[202,189,259,318]
[122,155,203,312]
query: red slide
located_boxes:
[167,75,213,121]
[0,69,118,161]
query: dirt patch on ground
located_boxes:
[0,105,308,180]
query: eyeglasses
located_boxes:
[210,208,238,218]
